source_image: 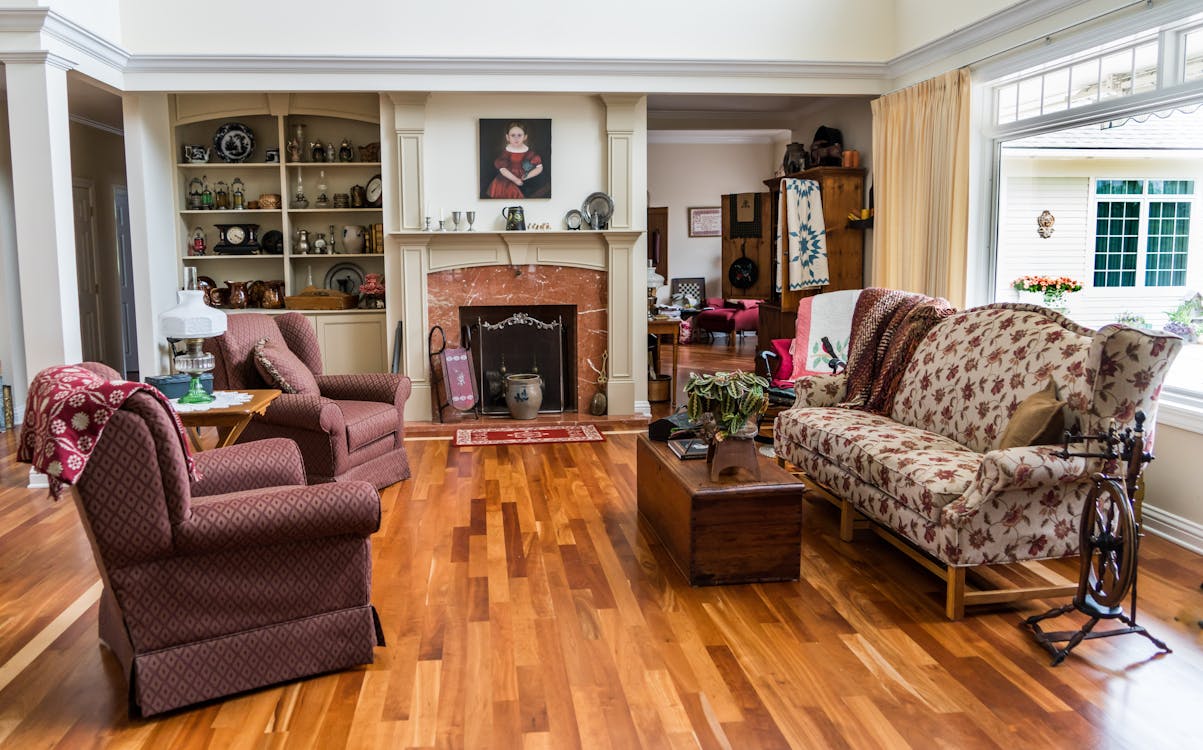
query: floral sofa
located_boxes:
[774,303,1181,619]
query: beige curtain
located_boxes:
[870,68,970,307]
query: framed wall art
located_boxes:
[479,118,552,199]
[687,206,721,237]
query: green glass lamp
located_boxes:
[159,268,227,404]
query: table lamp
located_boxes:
[159,268,227,404]
[647,260,665,320]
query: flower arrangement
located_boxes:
[359,273,385,309]
[684,370,768,440]
[1012,275,1083,308]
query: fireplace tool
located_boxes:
[428,325,480,422]
[1023,411,1171,665]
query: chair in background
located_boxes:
[692,298,762,346]
[669,277,706,309]
[67,362,383,717]
[205,312,411,489]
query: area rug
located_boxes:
[454,424,606,447]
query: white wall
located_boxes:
[420,94,606,230]
[115,0,897,61]
[647,141,777,299]
[46,0,124,44]
[893,0,1023,55]
[1145,424,1203,554]
[69,121,127,373]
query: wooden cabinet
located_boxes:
[303,312,389,375]
[756,167,866,362]
[763,167,866,312]
[720,192,775,300]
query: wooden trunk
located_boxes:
[636,435,804,586]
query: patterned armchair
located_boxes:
[68,362,383,716]
[205,312,411,489]
[774,304,1182,618]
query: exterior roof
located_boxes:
[1006,105,1203,150]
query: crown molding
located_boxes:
[886,0,1100,79]
[69,113,123,137]
[0,50,77,70]
[42,10,130,72]
[0,7,50,31]
[648,129,790,145]
[122,54,889,80]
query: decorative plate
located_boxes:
[261,230,284,255]
[581,191,614,228]
[213,122,255,163]
[564,209,583,230]
[323,262,365,296]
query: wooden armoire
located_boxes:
[756,166,867,367]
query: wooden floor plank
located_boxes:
[1,338,1202,748]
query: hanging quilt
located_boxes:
[777,178,829,291]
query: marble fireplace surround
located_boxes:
[386,231,644,421]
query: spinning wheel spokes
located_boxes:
[1078,478,1137,611]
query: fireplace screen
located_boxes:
[462,305,575,415]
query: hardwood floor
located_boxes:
[1,337,1201,748]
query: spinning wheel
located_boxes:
[1078,477,1138,614]
[1024,412,1171,665]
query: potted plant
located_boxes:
[684,370,769,480]
[1012,274,1083,311]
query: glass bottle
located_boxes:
[328,224,337,253]
[187,177,203,210]
[313,233,328,255]
[288,122,306,162]
[214,180,229,210]
[291,172,308,209]
[231,177,245,210]
[190,227,206,256]
[315,170,329,208]
[200,177,213,210]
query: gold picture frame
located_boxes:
[687,206,721,237]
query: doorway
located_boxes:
[72,179,102,363]
[114,187,139,379]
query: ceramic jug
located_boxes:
[224,281,248,309]
[504,373,542,419]
[260,280,284,309]
[501,206,526,231]
[342,225,366,253]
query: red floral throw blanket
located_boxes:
[840,288,956,414]
[18,365,197,498]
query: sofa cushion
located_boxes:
[253,338,319,395]
[776,407,981,521]
[336,400,398,452]
[998,380,1064,449]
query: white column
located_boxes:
[3,54,82,374]
[121,93,179,376]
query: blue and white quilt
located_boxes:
[777,178,829,291]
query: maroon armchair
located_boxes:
[692,298,762,345]
[205,312,411,489]
[69,362,383,717]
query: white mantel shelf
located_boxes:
[385,229,646,420]
[388,230,642,272]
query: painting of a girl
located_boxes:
[479,119,551,199]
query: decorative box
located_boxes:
[145,373,214,400]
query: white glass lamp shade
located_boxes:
[646,259,665,289]
[159,290,227,339]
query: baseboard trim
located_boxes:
[1143,503,1203,556]
[27,469,48,490]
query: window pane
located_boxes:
[1070,59,1100,107]
[1100,48,1135,99]
[1133,42,1158,93]
[1095,200,1140,287]
[1017,77,1043,120]
[1043,68,1069,113]
[1146,201,1191,287]
[1185,29,1203,82]
[997,83,1018,124]
[1096,179,1143,195]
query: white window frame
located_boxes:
[1088,177,1195,292]
[973,6,1203,433]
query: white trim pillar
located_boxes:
[3,53,82,373]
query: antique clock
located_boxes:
[212,223,261,255]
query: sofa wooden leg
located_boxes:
[839,499,856,542]
[946,567,967,620]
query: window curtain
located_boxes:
[870,68,970,307]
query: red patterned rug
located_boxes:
[454,424,606,446]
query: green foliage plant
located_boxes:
[684,370,769,440]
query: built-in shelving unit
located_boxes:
[172,93,389,372]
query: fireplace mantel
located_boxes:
[385,230,645,420]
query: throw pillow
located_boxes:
[998,380,1065,449]
[768,338,794,385]
[253,337,319,395]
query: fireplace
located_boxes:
[461,305,577,414]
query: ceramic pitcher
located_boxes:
[342,225,366,253]
[501,206,526,231]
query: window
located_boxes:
[1186,27,1203,82]
[1092,178,1194,289]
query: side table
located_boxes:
[176,389,281,451]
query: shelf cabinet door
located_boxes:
[305,313,388,374]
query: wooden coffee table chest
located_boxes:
[636,434,805,586]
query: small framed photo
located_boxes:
[687,206,721,237]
